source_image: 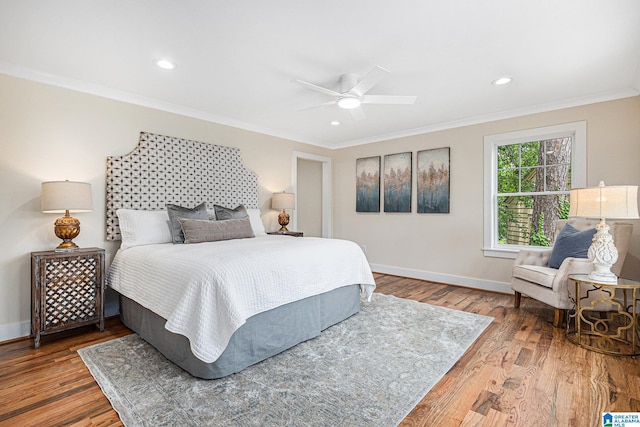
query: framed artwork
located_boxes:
[383,152,412,213]
[356,156,380,212]
[417,147,450,213]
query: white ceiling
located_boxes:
[1,1,639,149]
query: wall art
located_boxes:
[355,156,381,212]
[417,147,450,213]
[384,152,412,213]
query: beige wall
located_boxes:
[332,96,640,290]
[1,71,639,341]
[0,73,331,339]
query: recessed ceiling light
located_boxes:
[330,121,341,126]
[492,76,513,85]
[337,97,361,109]
[156,59,176,70]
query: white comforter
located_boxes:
[107,235,375,363]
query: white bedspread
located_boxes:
[107,235,375,363]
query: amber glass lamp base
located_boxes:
[54,212,81,250]
[278,210,290,232]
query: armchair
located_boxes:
[511,219,633,327]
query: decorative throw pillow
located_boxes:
[214,204,248,220]
[246,208,267,236]
[548,224,596,269]
[179,218,255,244]
[166,202,209,243]
[116,209,172,249]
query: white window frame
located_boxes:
[483,121,587,259]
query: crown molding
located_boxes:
[329,88,640,149]
[0,60,313,145]
[2,60,638,151]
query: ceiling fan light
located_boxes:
[492,76,513,85]
[337,97,361,109]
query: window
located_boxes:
[483,122,586,258]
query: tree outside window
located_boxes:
[497,138,571,247]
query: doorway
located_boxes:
[292,152,332,238]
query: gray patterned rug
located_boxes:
[78,293,493,426]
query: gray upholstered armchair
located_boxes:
[511,219,633,327]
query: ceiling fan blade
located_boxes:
[297,100,338,112]
[294,79,343,98]
[349,107,366,120]
[349,65,390,96]
[360,95,417,105]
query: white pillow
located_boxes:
[246,208,267,236]
[116,209,173,249]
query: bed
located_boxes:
[105,132,375,379]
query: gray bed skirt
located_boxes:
[119,284,361,379]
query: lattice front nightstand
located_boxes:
[31,247,105,348]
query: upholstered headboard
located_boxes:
[106,132,259,241]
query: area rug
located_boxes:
[78,293,493,426]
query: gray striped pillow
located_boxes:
[178,218,254,244]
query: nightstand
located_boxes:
[31,247,105,348]
[267,231,304,237]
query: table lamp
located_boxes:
[272,192,295,232]
[41,180,93,250]
[569,181,638,283]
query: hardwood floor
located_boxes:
[1,273,639,426]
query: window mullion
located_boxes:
[543,140,547,192]
[498,191,570,197]
[518,144,522,193]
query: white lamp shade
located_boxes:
[272,192,295,210]
[41,181,94,213]
[569,183,639,219]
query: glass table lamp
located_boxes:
[41,180,93,250]
[272,192,295,232]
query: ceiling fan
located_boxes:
[294,65,417,119]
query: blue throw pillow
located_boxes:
[548,224,596,269]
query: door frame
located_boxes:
[292,151,332,238]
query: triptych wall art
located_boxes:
[383,152,412,213]
[356,147,450,214]
[417,147,450,213]
[355,156,381,212]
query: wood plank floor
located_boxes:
[1,273,639,426]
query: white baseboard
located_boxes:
[369,263,513,295]
[0,320,31,343]
[105,301,119,318]
[1,270,508,343]
[0,302,120,343]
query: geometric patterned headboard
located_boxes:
[106,131,259,241]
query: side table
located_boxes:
[567,274,640,356]
[267,231,304,237]
[31,247,105,348]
